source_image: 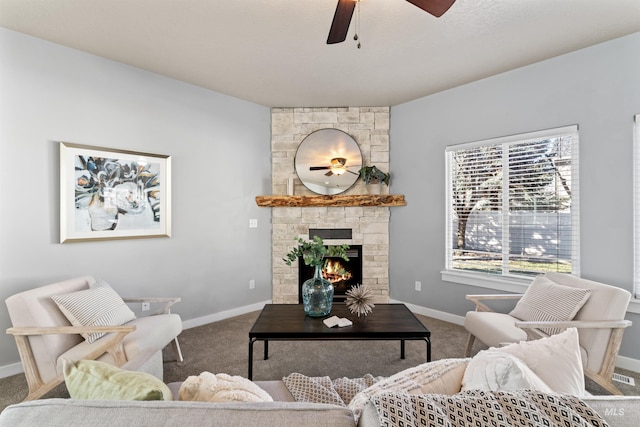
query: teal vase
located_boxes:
[301,265,334,317]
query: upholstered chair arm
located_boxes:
[515,318,632,394]
[6,325,135,365]
[465,294,524,312]
[122,297,181,316]
[6,325,135,336]
[514,319,632,330]
[513,319,632,341]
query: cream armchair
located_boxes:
[5,276,183,401]
[464,272,632,395]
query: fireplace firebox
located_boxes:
[298,245,363,303]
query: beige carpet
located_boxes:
[1,310,638,411]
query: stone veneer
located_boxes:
[270,107,391,304]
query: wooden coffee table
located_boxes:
[248,303,431,379]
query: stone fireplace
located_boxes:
[270,107,391,304]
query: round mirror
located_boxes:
[295,129,362,195]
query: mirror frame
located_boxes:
[294,129,362,195]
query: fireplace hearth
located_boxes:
[298,245,363,303]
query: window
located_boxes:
[445,125,579,279]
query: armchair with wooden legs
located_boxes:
[5,276,183,401]
[464,272,632,395]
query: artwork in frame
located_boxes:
[60,142,171,243]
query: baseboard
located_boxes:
[181,300,271,330]
[616,355,640,373]
[393,299,640,373]
[0,362,24,379]
[390,299,465,326]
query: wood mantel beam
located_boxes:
[255,194,406,207]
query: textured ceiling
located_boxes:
[1,0,639,107]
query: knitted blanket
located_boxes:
[178,372,273,403]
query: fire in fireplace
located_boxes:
[298,245,362,303]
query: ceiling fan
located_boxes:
[327,0,457,44]
[310,157,360,176]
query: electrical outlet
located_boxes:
[141,302,150,312]
[249,219,258,228]
[249,279,255,289]
[415,281,422,291]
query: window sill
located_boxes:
[442,270,640,316]
[441,270,530,293]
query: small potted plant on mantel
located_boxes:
[358,165,390,195]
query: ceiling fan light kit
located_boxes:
[327,0,457,45]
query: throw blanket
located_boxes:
[179,372,273,403]
[284,359,469,420]
[282,373,381,407]
[371,390,609,427]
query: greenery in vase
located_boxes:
[283,236,349,268]
[358,165,390,186]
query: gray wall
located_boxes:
[0,28,272,372]
[389,32,640,360]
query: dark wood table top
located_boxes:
[249,303,430,339]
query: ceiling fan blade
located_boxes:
[310,166,331,171]
[405,0,456,17]
[327,0,357,44]
[325,171,334,176]
[347,170,359,176]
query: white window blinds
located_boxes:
[445,125,579,278]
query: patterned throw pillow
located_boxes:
[370,390,608,427]
[509,275,591,335]
[52,285,136,343]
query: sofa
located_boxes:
[2,344,640,427]
[0,377,638,427]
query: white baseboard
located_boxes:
[390,299,465,326]
[393,299,640,373]
[616,355,640,373]
[181,300,271,330]
[0,362,25,380]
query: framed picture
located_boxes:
[60,142,171,243]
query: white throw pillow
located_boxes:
[52,285,136,343]
[461,351,553,393]
[510,275,591,335]
[492,327,585,396]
